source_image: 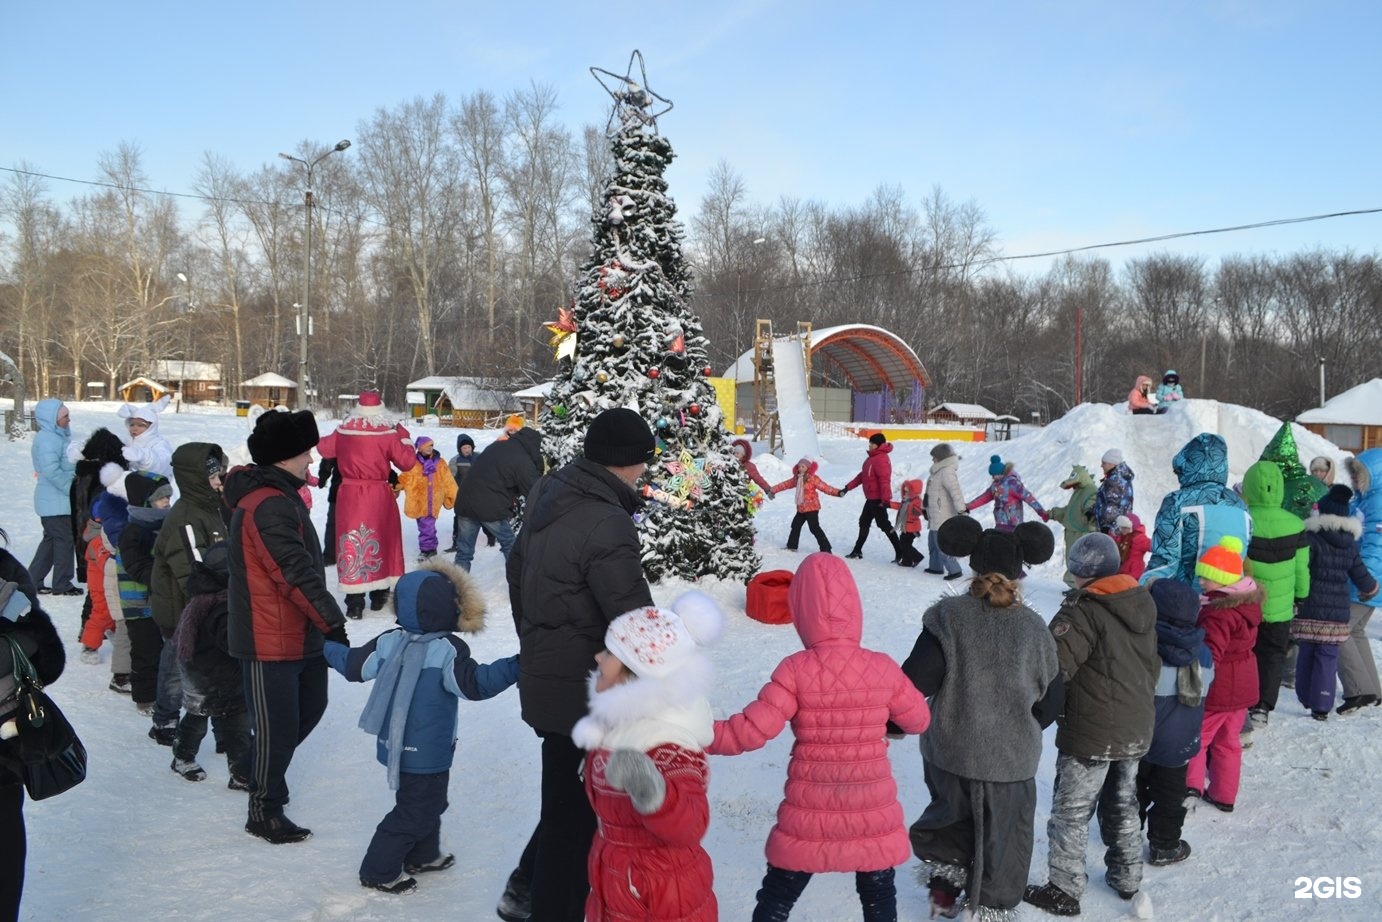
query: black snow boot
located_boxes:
[496,866,532,921]
[846,526,869,559]
[345,595,366,620]
[369,589,390,612]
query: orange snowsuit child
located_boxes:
[396,436,459,559]
[889,478,926,568]
[771,458,843,553]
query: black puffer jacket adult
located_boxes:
[225,464,344,662]
[151,443,229,634]
[69,428,127,580]
[456,427,542,522]
[506,457,653,735]
[0,549,66,739]
[1050,574,1159,761]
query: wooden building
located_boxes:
[1297,378,1382,453]
[405,376,522,428]
[240,372,298,409]
[152,361,223,404]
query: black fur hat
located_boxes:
[937,516,1055,580]
[82,427,128,467]
[247,410,319,465]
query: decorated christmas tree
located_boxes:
[1259,421,1327,519]
[540,51,761,583]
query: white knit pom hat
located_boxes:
[604,590,724,679]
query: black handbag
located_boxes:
[1,635,87,800]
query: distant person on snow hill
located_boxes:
[966,455,1048,533]
[1154,370,1184,414]
[844,433,903,561]
[1128,376,1158,415]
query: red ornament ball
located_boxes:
[647,368,660,379]
[701,365,713,376]
[688,403,701,416]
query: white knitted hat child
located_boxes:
[604,590,724,680]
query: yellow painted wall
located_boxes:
[708,377,743,433]
[848,425,987,442]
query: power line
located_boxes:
[4,163,1378,288]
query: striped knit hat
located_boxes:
[1196,536,1245,586]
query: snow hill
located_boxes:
[3,399,1378,921]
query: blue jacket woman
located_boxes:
[27,399,78,594]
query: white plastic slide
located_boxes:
[771,336,821,462]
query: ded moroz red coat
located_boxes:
[315,413,417,592]
[710,552,930,873]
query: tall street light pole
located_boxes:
[176,272,192,410]
[279,139,350,411]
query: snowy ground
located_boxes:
[4,399,1380,921]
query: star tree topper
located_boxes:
[590,50,674,134]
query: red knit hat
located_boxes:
[1196,536,1245,585]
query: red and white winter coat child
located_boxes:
[710,553,930,915]
[1114,513,1152,579]
[573,591,725,922]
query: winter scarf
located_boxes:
[359,629,446,789]
[418,452,439,477]
[1155,618,1204,667]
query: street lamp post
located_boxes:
[279,139,350,411]
[176,272,193,410]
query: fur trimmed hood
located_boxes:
[572,651,715,752]
[1204,576,1266,609]
[1346,456,1372,496]
[1306,512,1364,539]
[394,557,486,634]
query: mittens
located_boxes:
[604,749,666,814]
[324,623,350,646]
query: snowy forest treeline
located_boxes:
[3,85,1379,421]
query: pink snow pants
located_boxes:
[1185,707,1247,806]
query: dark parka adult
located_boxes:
[496,408,656,922]
[451,426,542,572]
[0,541,66,920]
[226,410,347,845]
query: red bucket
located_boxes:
[745,569,794,625]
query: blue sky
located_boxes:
[5,0,1379,273]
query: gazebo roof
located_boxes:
[723,323,929,393]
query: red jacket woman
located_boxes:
[1114,514,1152,579]
[845,434,901,559]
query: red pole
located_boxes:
[1075,305,1083,405]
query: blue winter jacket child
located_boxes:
[1144,580,1215,767]
[1142,433,1251,585]
[323,559,517,788]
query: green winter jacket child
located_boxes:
[1243,460,1310,624]
[1050,465,1098,586]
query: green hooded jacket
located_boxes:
[150,442,229,633]
[1243,460,1310,624]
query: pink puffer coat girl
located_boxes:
[710,553,930,872]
